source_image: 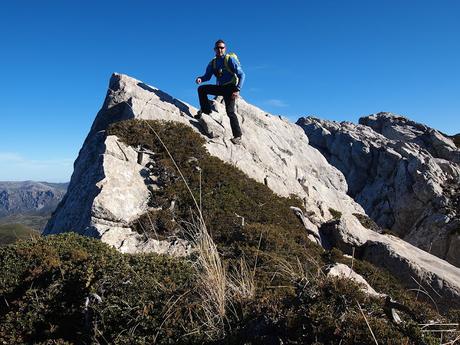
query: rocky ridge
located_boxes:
[0,181,67,217]
[297,114,460,267]
[44,73,460,307]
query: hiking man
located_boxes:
[195,39,245,144]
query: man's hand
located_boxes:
[195,77,202,84]
[232,91,240,99]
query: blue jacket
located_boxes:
[200,54,246,90]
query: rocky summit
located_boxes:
[44,73,460,308]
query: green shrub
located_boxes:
[353,213,382,233]
[452,134,460,148]
[0,233,202,344]
[329,208,342,220]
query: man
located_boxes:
[195,39,245,144]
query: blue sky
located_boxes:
[1,0,459,182]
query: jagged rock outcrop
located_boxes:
[44,122,191,256]
[360,113,460,164]
[44,73,362,254]
[44,74,460,306]
[0,181,67,217]
[322,213,460,308]
[297,114,460,267]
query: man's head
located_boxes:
[214,39,226,57]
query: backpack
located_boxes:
[212,53,240,85]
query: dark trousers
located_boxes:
[198,84,242,138]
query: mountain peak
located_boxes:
[44,73,460,309]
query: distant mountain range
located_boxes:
[0,181,68,232]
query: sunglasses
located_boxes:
[215,46,226,50]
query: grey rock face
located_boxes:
[45,73,363,252]
[321,214,460,308]
[0,181,67,217]
[297,114,460,267]
[200,95,362,221]
[43,132,190,255]
[360,112,460,164]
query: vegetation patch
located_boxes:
[451,134,460,148]
[353,213,382,233]
[0,233,202,344]
[352,213,400,238]
[329,207,342,220]
[0,223,39,246]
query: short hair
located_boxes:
[214,39,226,47]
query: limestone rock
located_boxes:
[44,73,460,305]
[43,131,191,255]
[44,74,363,255]
[327,263,384,298]
[297,114,460,267]
[45,73,363,243]
[360,112,460,164]
[321,214,460,308]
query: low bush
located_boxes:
[0,233,202,344]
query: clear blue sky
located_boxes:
[1,0,459,182]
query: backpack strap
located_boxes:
[224,54,239,86]
[224,53,240,74]
[212,54,239,86]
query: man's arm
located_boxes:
[196,61,213,84]
[228,57,245,90]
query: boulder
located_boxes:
[327,263,384,298]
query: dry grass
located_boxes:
[228,233,260,302]
[228,256,256,301]
[183,216,227,338]
[276,252,325,287]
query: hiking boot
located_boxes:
[230,136,242,145]
[209,100,218,112]
[194,110,203,119]
[194,109,212,119]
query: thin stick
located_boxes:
[356,300,378,345]
[350,247,355,276]
[145,212,159,240]
[142,120,205,227]
[409,275,439,314]
[199,169,202,214]
[253,232,263,278]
